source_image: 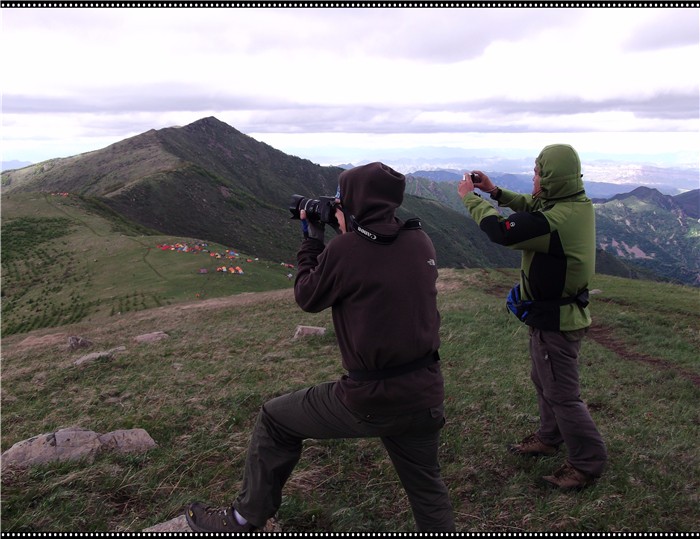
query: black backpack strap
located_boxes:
[534,289,590,308]
[507,284,589,324]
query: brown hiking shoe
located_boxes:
[185,502,257,533]
[507,433,559,457]
[542,461,596,490]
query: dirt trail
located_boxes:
[139,288,294,315]
[484,285,699,388]
[8,288,296,353]
[587,324,700,387]
[8,284,699,388]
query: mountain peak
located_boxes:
[627,186,663,198]
[608,186,674,210]
[178,116,242,136]
[190,116,226,127]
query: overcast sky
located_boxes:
[2,6,699,170]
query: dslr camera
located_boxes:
[289,194,339,228]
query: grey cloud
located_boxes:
[235,8,580,64]
[240,115,573,135]
[7,83,695,120]
[622,9,700,51]
[1,88,287,114]
[237,94,698,135]
[5,87,696,137]
[464,92,700,120]
[379,8,583,63]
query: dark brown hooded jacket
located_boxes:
[295,162,444,415]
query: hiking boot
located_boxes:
[507,433,559,457]
[185,502,257,533]
[542,461,596,491]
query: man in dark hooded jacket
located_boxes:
[458,144,607,490]
[186,162,455,532]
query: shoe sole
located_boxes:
[185,509,208,533]
[185,507,256,533]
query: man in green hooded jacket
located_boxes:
[458,144,607,490]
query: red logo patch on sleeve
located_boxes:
[505,221,516,230]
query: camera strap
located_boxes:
[347,351,440,381]
[350,216,422,245]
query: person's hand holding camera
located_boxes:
[300,209,326,243]
[458,173,476,198]
[459,170,498,198]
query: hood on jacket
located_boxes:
[338,162,405,227]
[536,144,586,201]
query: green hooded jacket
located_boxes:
[462,144,595,331]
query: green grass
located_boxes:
[1,192,296,335]
[1,266,698,532]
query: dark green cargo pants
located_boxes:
[233,381,456,532]
[529,327,608,477]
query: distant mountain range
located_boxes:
[404,172,700,286]
[2,117,698,286]
[595,187,700,286]
[6,148,697,196]
[406,168,697,199]
[1,160,33,172]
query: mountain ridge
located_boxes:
[2,116,697,285]
[0,117,519,271]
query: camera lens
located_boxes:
[289,194,338,227]
[289,194,322,221]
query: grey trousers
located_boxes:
[529,327,608,477]
[233,381,455,532]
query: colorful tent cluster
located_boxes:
[155,241,297,277]
[157,242,212,254]
[156,242,244,259]
[212,250,241,259]
[217,266,244,274]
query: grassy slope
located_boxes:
[1,192,297,336]
[1,191,519,337]
[1,263,698,532]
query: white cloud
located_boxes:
[1,7,698,167]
